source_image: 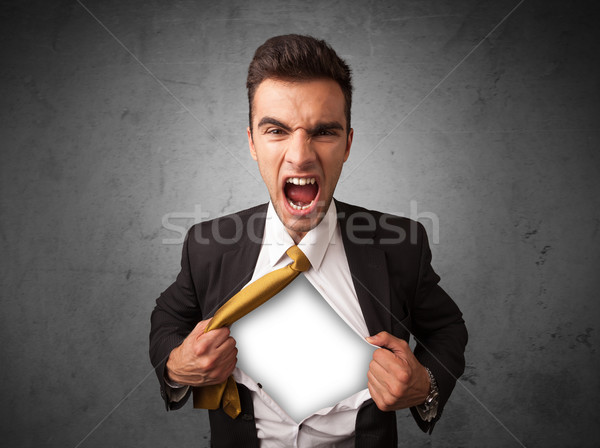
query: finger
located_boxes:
[222,352,238,376]
[371,347,406,374]
[210,337,237,364]
[213,336,237,357]
[208,352,237,380]
[369,354,391,381]
[189,329,232,361]
[367,368,383,395]
[195,340,236,374]
[205,346,238,384]
[371,349,412,390]
[208,357,238,385]
[190,318,211,336]
[368,364,409,411]
[367,369,392,411]
[367,331,410,357]
[198,325,231,347]
[369,356,401,394]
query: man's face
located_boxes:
[248,78,353,242]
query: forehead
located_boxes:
[252,78,346,128]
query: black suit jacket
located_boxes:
[149,200,467,447]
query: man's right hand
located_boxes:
[165,318,238,387]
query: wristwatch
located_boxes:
[416,367,439,422]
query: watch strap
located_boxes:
[416,367,439,422]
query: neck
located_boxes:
[287,229,306,244]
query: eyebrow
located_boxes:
[257,116,344,134]
[257,117,291,132]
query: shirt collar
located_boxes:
[264,201,338,271]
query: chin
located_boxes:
[281,201,329,235]
[283,216,319,234]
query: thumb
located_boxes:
[366,331,409,355]
[190,318,212,337]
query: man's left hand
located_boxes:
[366,331,430,412]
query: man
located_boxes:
[150,34,467,447]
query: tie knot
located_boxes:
[286,245,311,272]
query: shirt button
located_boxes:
[257,383,263,389]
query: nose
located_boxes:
[285,130,316,169]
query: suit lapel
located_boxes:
[218,245,261,304]
[336,201,392,335]
[212,205,267,315]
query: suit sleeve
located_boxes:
[149,227,203,410]
[409,223,468,433]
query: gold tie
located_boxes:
[193,245,311,418]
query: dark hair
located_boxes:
[246,34,353,134]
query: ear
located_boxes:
[247,127,258,161]
[343,128,353,162]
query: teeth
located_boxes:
[287,198,314,210]
[286,177,316,185]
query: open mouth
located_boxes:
[284,177,319,211]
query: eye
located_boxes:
[317,129,336,136]
[267,128,283,135]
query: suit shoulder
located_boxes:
[335,200,425,244]
[191,203,267,228]
[186,203,267,253]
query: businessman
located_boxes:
[150,34,467,447]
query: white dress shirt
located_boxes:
[230,201,374,447]
[168,201,376,447]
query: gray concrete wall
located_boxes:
[1,0,598,446]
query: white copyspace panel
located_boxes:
[230,275,375,422]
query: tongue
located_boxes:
[285,183,318,205]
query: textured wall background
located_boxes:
[1,0,599,447]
